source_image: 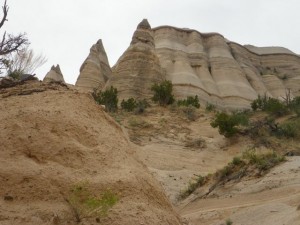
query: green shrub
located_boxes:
[290,96,300,116]
[92,86,118,112]
[226,218,233,225]
[121,98,137,112]
[251,95,287,116]
[242,150,285,171]
[205,103,216,112]
[232,156,242,165]
[177,95,200,108]
[151,80,175,106]
[180,175,205,199]
[134,99,150,114]
[210,112,249,138]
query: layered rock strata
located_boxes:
[43,64,65,83]
[75,39,112,91]
[104,19,165,100]
[76,21,300,109]
[152,26,300,109]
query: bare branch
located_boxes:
[0,0,8,29]
[0,33,28,55]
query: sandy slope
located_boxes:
[0,81,182,225]
[179,156,300,225]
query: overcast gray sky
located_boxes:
[4,0,300,84]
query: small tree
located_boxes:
[251,95,287,116]
[92,86,118,112]
[151,80,175,106]
[210,112,249,138]
[121,98,137,112]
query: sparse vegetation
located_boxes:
[226,218,233,225]
[177,95,200,108]
[180,175,206,199]
[68,181,118,220]
[242,149,285,171]
[4,47,46,80]
[92,86,118,112]
[121,98,137,112]
[128,117,151,129]
[184,138,206,149]
[251,95,287,116]
[151,80,175,106]
[205,103,216,112]
[181,149,285,198]
[181,105,198,121]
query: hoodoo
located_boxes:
[43,64,65,83]
[104,19,165,100]
[75,39,112,91]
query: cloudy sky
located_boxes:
[4,0,300,84]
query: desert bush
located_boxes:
[226,218,233,225]
[151,80,175,106]
[232,156,242,166]
[210,112,249,138]
[121,98,137,112]
[290,96,300,116]
[274,118,300,138]
[251,95,287,116]
[180,175,205,199]
[205,103,216,112]
[4,47,46,79]
[177,95,200,108]
[243,149,285,171]
[134,99,150,114]
[92,86,118,112]
[181,106,198,121]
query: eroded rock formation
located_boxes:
[76,20,300,109]
[75,39,112,91]
[104,19,165,100]
[153,26,300,109]
[43,64,65,83]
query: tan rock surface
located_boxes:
[105,19,165,101]
[0,81,182,225]
[153,26,300,109]
[75,39,112,91]
[43,64,65,83]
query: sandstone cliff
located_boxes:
[153,26,300,109]
[76,21,300,109]
[43,64,65,83]
[104,19,165,100]
[75,39,112,91]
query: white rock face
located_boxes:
[75,39,112,91]
[43,65,65,83]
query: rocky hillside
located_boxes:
[0,81,182,225]
[75,19,300,109]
